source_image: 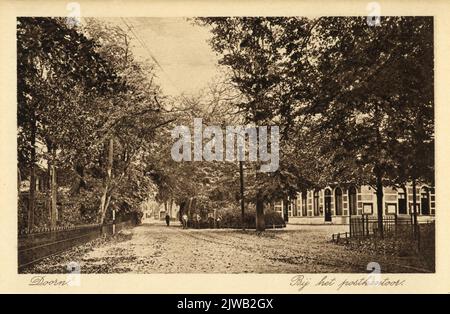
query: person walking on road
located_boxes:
[182,213,189,229]
[165,214,170,226]
[195,213,201,229]
[216,215,222,229]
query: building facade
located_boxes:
[273,184,435,224]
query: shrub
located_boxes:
[217,207,285,229]
[264,210,286,227]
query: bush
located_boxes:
[264,210,286,227]
[217,207,285,229]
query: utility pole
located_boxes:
[239,159,245,230]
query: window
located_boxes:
[363,203,373,215]
[335,187,343,215]
[292,198,298,216]
[409,202,420,214]
[313,190,320,216]
[421,187,430,215]
[398,190,407,214]
[274,200,283,214]
[287,198,294,217]
[295,197,301,216]
[348,186,357,215]
[386,203,397,214]
[302,191,307,216]
[324,189,332,220]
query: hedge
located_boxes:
[187,208,285,229]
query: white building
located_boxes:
[273,184,435,224]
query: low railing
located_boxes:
[18,223,101,236]
[331,232,350,244]
[18,221,134,269]
[332,215,434,242]
[349,214,415,238]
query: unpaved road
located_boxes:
[24,222,431,273]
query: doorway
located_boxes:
[398,190,407,214]
[335,187,343,216]
[348,186,357,216]
[324,189,332,222]
[421,187,430,215]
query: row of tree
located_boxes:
[194,17,434,233]
[18,17,434,234]
[18,18,173,231]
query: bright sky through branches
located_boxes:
[117,17,221,97]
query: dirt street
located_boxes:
[23,222,432,274]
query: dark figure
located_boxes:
[165,214,170,226]
[216,216,222,229]
[195,214,201,229]
[182,214,188,229]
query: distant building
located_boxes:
[140,198,179,221]
[272,184,435,224]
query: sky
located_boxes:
[112,17,221,97]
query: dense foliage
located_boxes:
[18,18,168,231]
[196,17,434,232]
[18,17,434,234]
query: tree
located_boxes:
[305,17,434,236]
[18,17,169,229]
[82,18,170,224]
[196,17,314,230]
[17,17,120,229]
[145,83,245,223]
[198,17,434,236]
[388,18,434,232]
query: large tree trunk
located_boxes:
[255,128,265,232]
[255,191,265,232]
[283,195,289,222]
[27,115,37,231]
[373,104,384,237]
[99,189,108,223]
[239,160,245,230]
[50,149,58,228]
[187,198,192,214]
[28,161,36,231]
[375,169,384,238]
[179,201,186,223]
[45,140,59,229]
[412,178,418,238]
[46,161,51,220]
[99,138,114,224]
[190,198,196,218]
[168,198,173,217]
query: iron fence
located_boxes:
[18,221,134,269]
[349,214,416,238]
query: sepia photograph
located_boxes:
[16,13,436,276]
